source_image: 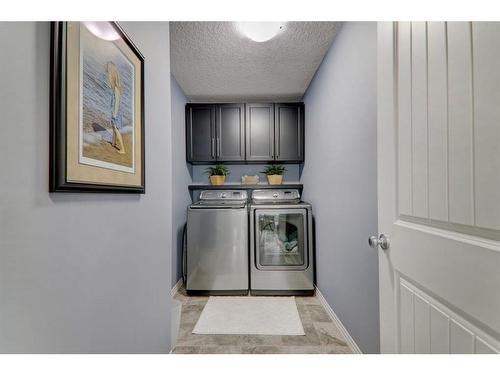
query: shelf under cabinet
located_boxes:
[188,183,303,191]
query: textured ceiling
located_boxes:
[170,22,340,102]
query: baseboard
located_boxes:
[170,278,184,353]
[171,278,183,298]
[315,286,363,354]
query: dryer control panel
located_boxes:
[252,189,301,204]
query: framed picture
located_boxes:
[50,22,145,193]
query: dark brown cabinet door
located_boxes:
[216,104,245,161]
[186,104,216,163]
[274,103,304,162]
[245,103,275,161]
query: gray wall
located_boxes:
[0,22,173,353]
[301,22,379,353]
[170,76,191,286]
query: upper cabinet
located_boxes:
[216,104,245,161]
[246,103,275,161]
[186,104,216,163]
[186,102,304,164]
[274,103,304,162]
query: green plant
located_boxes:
[205,164,230,176]
[262,164,287,176]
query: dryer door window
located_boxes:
[255,209,308,271]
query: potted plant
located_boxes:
[262,164,287,185]
[205,164,230,185]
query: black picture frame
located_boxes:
[50,21,145,193]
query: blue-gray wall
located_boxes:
[301,22,379,353]
[0,22,173,353]
[170,76,192,286]
[190,164,302,202]
[191,164,301,184]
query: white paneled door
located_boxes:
[377,22,500,354]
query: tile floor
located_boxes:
[172,286,352,354]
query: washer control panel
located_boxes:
[199,190,248,201]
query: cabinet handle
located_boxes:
[217,138,221,157]
[211,138,215,158]
[276,133,280,159]
[276,116,280,159]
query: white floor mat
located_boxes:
[192,296,305,335]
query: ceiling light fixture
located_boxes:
[235,22,286,42]
[83,22,121,41]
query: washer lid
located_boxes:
[191,200,247,209]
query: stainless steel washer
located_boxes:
[186,190,248,295]
[249,189,314,295]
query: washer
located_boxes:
[186,190,248,295]
[249,189,314,295]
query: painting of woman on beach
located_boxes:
[50,22,145,193]
[79,23,135,173]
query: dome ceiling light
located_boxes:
[235,22,286,42]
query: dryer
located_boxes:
[249,189,314,295]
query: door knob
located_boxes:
[368,234,390,250]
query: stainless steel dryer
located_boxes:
[249,189,314,295]
[186,190,249,295]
